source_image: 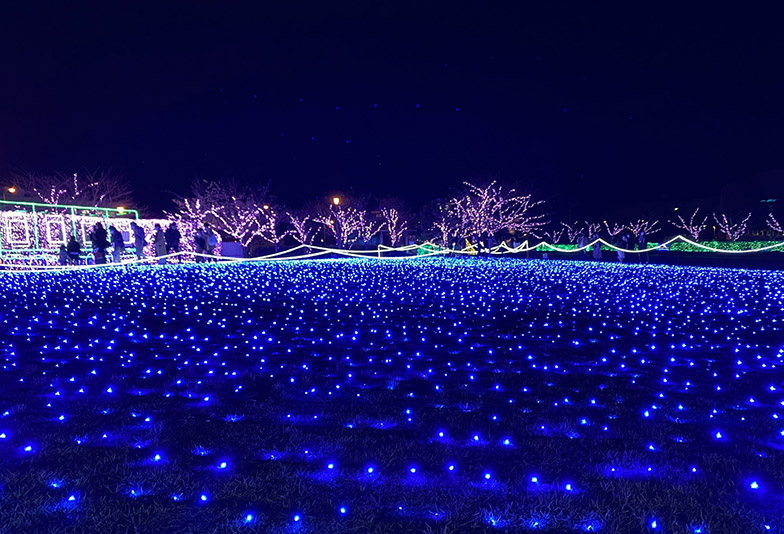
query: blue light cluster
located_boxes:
[1,258,784,531]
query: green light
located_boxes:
[417,243,442,256]
[0,199,139,218]
[0,199,141,260]
[665,240,784,253]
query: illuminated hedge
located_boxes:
[535,241,784,253]
[664,240,784,253]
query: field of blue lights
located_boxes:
[1,257,784,533]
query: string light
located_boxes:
[1,256,782,531]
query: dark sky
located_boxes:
[1,2,783,215]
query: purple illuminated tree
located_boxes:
[585,222,602,238]
[542,227,566,244]
[253,203,291,252]
[603,222,625,237]
[11,170,133,208]
[431,203,460,248]
[315,206,363,249]
[713,212,751,242]
[670,208,707,241]
[766,213,783,236]
[380,207,408,247]
[560,221,584,242]
[451,181,546,245]
[167,197,211,250]
[169,196,210,226]
[356,210,383,247]
[184,179,263,249]
[287,212,317,248]
[626,219,660,237]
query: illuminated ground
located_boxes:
[1,258,783,533]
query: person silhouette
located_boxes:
[89,223,109,265]
[131,222,146,260]
[153,223,167,264]
[165,222,182,261]
[109,225,125,263]
[67,235,82,264]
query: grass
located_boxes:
[0,257,783,533]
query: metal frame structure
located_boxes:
[0,199,139,258]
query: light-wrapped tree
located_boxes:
[603,222,626,237]
[542,227,566,244]
[626,219,660,237]
[451,181,546,247]
[380,207,408,247]
[585,222,602,238]
[713,212,751,242]
[560,221,584,242]
[670,208,707,241]
[355,211,383,247]
[766,213,783,235]
[315,206,363,249]
[253,204,291,252]
[182,179,262,249]
[431,203,460,248]
[287,212,317,248]
[11,170,134,208]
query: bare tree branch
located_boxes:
[670,208,707,240]
[713,212,751,242]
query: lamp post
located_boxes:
[3,186,17,201]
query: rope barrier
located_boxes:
[1,235,783,273]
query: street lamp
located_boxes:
[3,186,17,201]
[332,196,340,206]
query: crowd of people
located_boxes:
[576,230,649,263]
[58,222,218,266]
[55,220,654,267]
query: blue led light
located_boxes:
[2,256,782,531]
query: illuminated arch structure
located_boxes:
[0,199,206,265]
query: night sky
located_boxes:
[1,3,783,215]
